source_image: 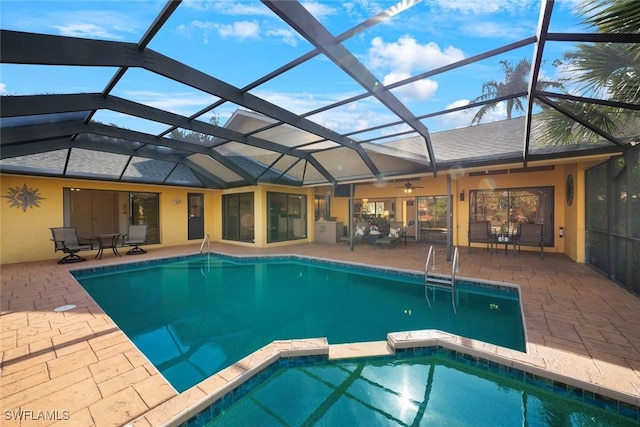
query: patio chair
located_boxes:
[50,227,93,264]
[468,221,494,253]
[514,223,544,259]
[375,222,404,247]
[122,224,148,255]
[339,221,368,244]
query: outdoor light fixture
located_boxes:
[362,198,368,203]
[404,187,413,194]
[173,199,181,205]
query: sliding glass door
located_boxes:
[64,188,159,244]
[469,187,554,246]
[267,192,307,243]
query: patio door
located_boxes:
[188,193,204,240]
[92,192,118,235]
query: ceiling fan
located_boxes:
[395,181,424,194]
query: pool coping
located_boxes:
[127,330,640,427]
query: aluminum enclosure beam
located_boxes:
[263,0,437,177]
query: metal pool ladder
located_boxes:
[425,245,459,313]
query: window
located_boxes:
[267,192,307,243]
[314,195,330,220]
[417,196,448,228]
[469,187,554,246]
[222,193,254,242]
[362,201,386,218]
[130,192,159,244]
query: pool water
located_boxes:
[75,255,525,392]
[193,352,638,426]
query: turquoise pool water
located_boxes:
[75,255,525,392]
[184,348,639,426]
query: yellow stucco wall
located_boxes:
[323,162,595,258]
[563,164,580,261]
[0,156,612,264]
[0,175,218,264]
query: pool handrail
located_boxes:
[425,245,458,313]
[200,233,210,255]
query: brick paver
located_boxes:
[2,242,639,426]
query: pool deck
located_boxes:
[1,241,639,426]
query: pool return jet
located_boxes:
[424,245,459,313]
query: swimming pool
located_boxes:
[74,254,525,392]
[180,346,640,426]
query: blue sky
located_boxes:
[0,0,586,138]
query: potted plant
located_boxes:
[499,224,508,242]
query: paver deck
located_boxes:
[2,241,639,426]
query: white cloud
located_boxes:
[177,20,260,42]
[383,72,438,101]
[54,23,123,40]
[462,17,537,40]
[182,0,272,16]
[265,28,299,47]
[218,21,260,39]
[433,0,532,15]
[471,100,509,123]
[436,99,475,129]
[0,83,7,95]
[48,10,138,40]
[465,22,511,38]
[301,1,338,19]
[368,36,465,74]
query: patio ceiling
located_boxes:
[1,0,638,189]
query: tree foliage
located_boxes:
[169,113,221,144]
[540,0,640,145]
[470,58,562,125]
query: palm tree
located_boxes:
[540,0,640,145]
[470,58,562,125]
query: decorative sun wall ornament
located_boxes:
[3,183,45,212]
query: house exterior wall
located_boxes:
[0,175,214,265]
[0,157,610,264]
[324,162,596,263]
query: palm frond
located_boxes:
[563,43,640,102]
[539,101,624,145]
[577,0,640,33]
